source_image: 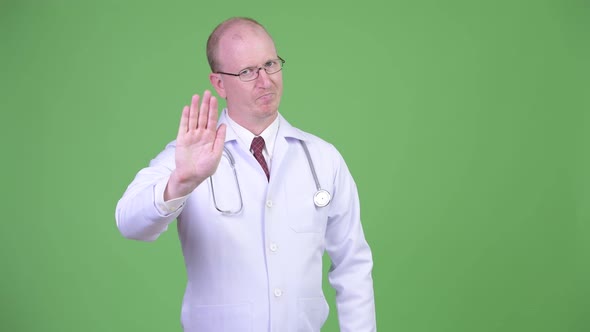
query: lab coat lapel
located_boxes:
[217,109,256,168]
[270,115,307,183]
[217,110,238,144]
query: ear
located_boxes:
[209,73,226,99]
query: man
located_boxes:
[116,17,376,332]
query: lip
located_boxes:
[256,92,275,102]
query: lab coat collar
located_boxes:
[217,109,311,188]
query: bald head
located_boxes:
[206,17,272,72]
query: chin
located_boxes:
[256,100,279,113]
[258,107,278,118]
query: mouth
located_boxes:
[256,92,275,102]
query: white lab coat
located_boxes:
[116,112,376,332]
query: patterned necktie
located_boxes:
[251,136,270,181]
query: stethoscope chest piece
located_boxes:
[314,189,331,207]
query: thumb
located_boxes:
[213,124,227,156]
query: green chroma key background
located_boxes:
[1,0,588,331]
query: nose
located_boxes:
[255,68,272,88]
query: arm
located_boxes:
[115,91,226,241]
[325,154,376,332]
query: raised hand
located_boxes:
[165,90,227,200]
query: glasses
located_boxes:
[216,57,285,82]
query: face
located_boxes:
[209,24,283,129]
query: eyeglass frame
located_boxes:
[215,56,285,82]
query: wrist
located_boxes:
[165,171,204,201]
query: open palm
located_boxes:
[166,90,226,199]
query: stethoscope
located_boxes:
[209,140,331,214]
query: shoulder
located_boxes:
[281,119,349,176]
[284,120,358,189]
[279,114,340,156]
[147,140,177,168]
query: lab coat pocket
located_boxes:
[297,297,329,332]
[183,302,252,332]
[287,196,328,233]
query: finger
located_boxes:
[198,90,211,130]
[188,94,200,129]
[177,106,189,136]
[213,124,227,155]
[206,95,219,130]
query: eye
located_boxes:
[239,67,254,76]
[264,60,277,68]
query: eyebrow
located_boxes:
[242,59,275,68]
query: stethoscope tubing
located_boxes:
[209,146,244,214]
[210,140,331,214]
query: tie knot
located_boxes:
[251,136,265,154]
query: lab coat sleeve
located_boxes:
[115,141,184,241]
[325,152,377,332]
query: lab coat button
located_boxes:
[270,243,278,252]
[274,288,283,297]
[266,200,273,208]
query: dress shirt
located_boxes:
[225,109,279,167]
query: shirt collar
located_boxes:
[223,108,280,158]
